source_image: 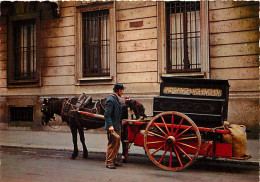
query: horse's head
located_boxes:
[136,101,146,119]
[41,98,56,125]
[125,99,147,120]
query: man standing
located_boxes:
[104,83,125,169]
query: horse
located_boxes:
[125,97,147,120]
[41,96,146,160]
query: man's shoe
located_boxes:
[106,165,116,169]
[115,163,123,167]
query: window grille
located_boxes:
[166,1,201,73]
[13,19,36,80]
[9,106,33,122]
[82,9,110,77]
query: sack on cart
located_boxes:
[222,121,251,159]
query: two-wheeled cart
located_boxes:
[79,77,250,171]
[120,77,250,171]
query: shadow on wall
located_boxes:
[228,98,259,139]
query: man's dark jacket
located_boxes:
[104,94,122,131]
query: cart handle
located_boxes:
[77,111,105,120]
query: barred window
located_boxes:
[9,106,33,122]
[13,19,37,80]
[166,1,201,73]
[82,9,110,77]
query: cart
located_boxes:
[122,111,234,171]
[121,77,251,171]
[79,77,250,171]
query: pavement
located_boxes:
[0,129,259,165]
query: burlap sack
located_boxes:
[222,122,251,158]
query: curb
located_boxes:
[1,144,258,166]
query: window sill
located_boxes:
[7,79,40,88]
[162,73,205,78]
[76,76,113,85]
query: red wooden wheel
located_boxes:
[144,111,201,171]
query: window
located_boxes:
[82,10,110,77]
[9,106,33,126]
[166,1,201,73]
[9,106,33,122]
[76,2,116,83]
[13,19,36,80]
[7,13,40,86]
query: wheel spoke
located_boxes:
[173,146,183,167]
[177,136,198,141]
[177,142,197,150]
[146,140,165,145]
[147,131,167,140]
[169,146,173,167]
[174,118,184,136]
[160,116,170,135]
[176,144,192,161]
[158,145,168,164]
[151,143,166,156]
[171,114,174,135]
[154,122,168,137]
[175,126,193,138]
[145,112,201,171]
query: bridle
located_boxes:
[45,99,64,129]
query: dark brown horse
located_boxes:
[41,96,146,160]
[125,98,147,120]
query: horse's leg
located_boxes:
[134,108,140,120]
[78,126,88,159]
[70,125,79,159]
[121,124,128,163]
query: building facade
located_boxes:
[0,1,259,138]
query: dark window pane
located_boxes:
[82,10,110,77]
[166,2,201,73]
[9,107,33,122]
[13,19,36,80]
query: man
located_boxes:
[104,83,125,169]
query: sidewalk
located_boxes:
[0,129,144,154]
[0,129,259,165]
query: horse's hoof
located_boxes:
[82,155,88,159]
[71,155,77,159]
[82,149,88,159]
[82,153,88,159]
[71,153,78,159]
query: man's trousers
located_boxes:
[106,130,121,166]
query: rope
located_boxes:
[48,116,63,130]
[47,99,68,131]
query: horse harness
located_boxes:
[61,98,103,120]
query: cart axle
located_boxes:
[166,136,176,146]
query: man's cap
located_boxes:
[113,83,125,91]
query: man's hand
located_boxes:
[108,126,114,133]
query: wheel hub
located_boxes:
[166,136,176,146]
